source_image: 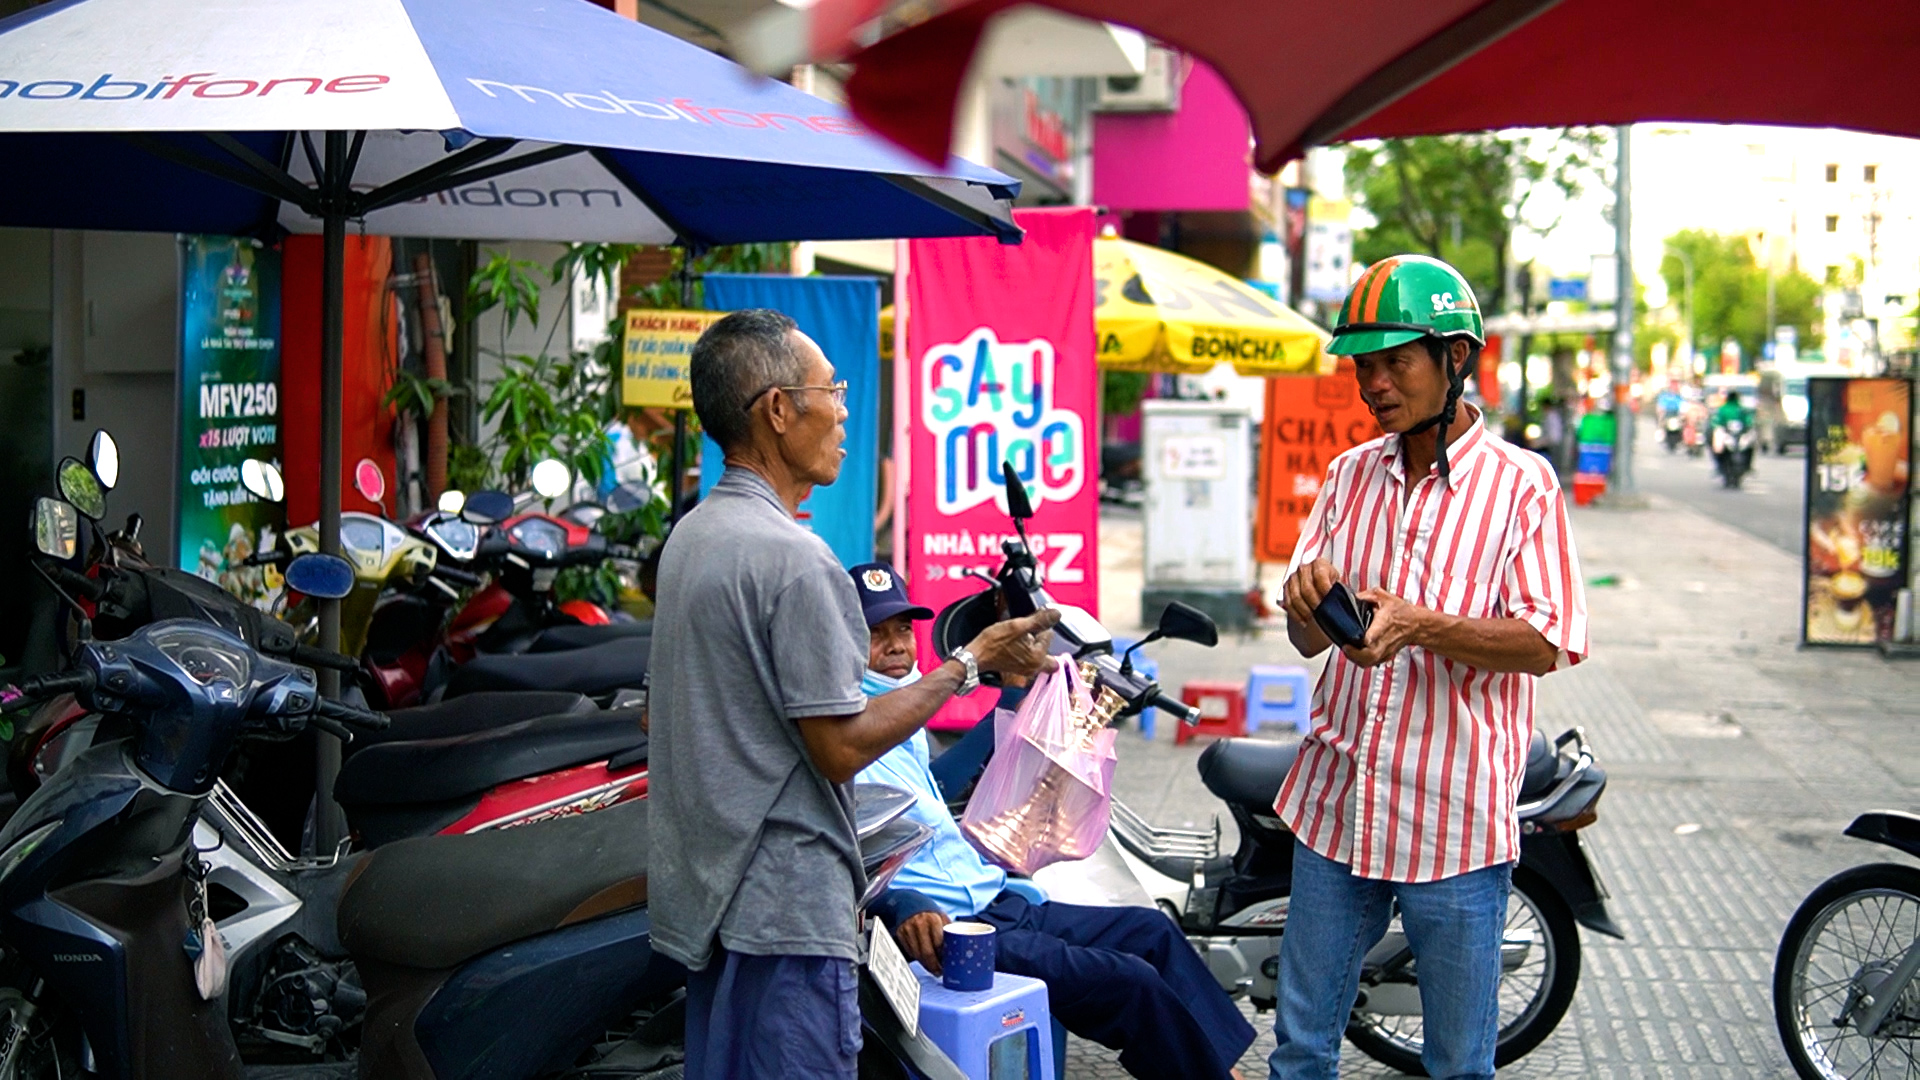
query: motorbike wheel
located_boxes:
[1343,866,1580,1075]
[0,984,82,1079]
[1774,862,1920,1080]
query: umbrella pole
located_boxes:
[314,131,349,852]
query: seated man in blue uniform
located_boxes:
[849,562,1254,1080]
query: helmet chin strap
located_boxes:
[1401,342,1474,481]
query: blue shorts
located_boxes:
[684,945,861,1079]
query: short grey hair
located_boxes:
[690,309,806,453]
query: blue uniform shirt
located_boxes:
[858,725,1008,919]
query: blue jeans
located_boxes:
[1268,839,1512,1080]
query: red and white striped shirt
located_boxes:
[1277,409,1589,883]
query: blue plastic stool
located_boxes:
[911,964,1056,1080]
[1111,638,1161,740]
[1246,665,1312,734]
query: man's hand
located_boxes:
[1281,558,1341,627]
[962,608,1061,679]
[896,911,950,973]
[1343,588,1432,668]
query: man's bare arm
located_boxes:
[796,660,970,784]
[1347,588,1558,675]
[1286,613,1333,658]
[796,609,1060,785]
[1406,610,1558,675]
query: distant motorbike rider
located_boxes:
[1714,390,1754,430]
[1710,391,1756,485]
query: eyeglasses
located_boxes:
[750,381,848,409]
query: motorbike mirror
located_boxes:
[32,497,79,560]
[1155,601,1219,647]
[531,458,571,500]
[241,458,285,503]
[56,456,105,521]
[1002,463,1035,521]
[87,429,119,490]
[353,458,386,504]
[463,490,514,526]
[284,553,356,600]
[437,488,467,514]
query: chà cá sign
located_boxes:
[622,310,722,409]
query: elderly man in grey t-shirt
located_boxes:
[650,309,1059,1080]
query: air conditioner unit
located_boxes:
[1094,47,1180,113]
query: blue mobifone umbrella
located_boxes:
[0,0,1020,841]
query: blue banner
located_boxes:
[701,274,881,567]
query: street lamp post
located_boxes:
[1609,125,1636,496]
[1672,247,1695,372]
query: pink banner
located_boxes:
[904,207,1100,729]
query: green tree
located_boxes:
[1658,229,1821,366]
[1342,129,1610,313]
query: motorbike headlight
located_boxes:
[149,624,251,688]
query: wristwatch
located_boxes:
[948,646,980,697]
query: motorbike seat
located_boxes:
[1198,738,1301,808]
[528,620,653,653]
[354,690,597,749]
[335,710,646,807]
[339,798,649,970]
[445,635,651,698]
[1519,730,1557,800]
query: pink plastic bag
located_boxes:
[961,661,1118,875]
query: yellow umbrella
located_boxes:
[881,237,1329,376]
[1095,237,1328,376]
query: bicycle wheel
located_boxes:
[1344,866,1580,1075]
[1775,863,1920,1080]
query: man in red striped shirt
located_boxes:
[1267,255,1589,1080]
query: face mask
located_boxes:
[861,666,923,697]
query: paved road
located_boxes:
[1630,417,1807,556]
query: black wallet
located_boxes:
[1312,582,1375,649]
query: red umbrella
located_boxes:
[794,0,1920,172]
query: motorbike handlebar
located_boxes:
[43,563,105,602]
[432,565,485,589]
[314,696,389,732]
[244,550,289,568]
[286,643,359,673]
[3,669,97,710]
[1150,689,1203,726]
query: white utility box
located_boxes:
[1140,400,1252,629]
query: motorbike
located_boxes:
[19,468,653,856]
[933,462,1622,1075]
[1712,415,1757,488]
[1105,729,1618,1072]
[0,610,957,1078]
[1683,405,1708,458]
[1773,811,1920,1080]
[1664,412,1685,453]
[232,463,652,707]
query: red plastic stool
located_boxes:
[1175,681,1247,745]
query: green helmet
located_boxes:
[1326,254,1485,356]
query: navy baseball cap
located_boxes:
[848,562,934,627]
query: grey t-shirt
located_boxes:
[649,467,870,969]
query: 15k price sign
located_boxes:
[1803,376,1912,645]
